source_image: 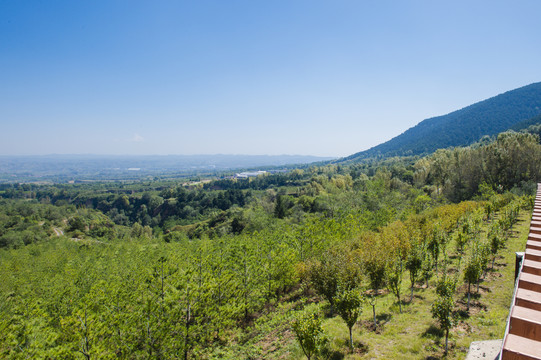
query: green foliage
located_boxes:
[308,248,361,311]
[0,131,537,359]
[67,215,86,232]
[432,277,457,354]
[344,81,541,161]
[292,309,328,360]
[426,222,446,274]
[385,257,404,313]
[455,231,469,255]
[420,131,541,201]
[274,194,291,219]
[359,233,386,294]
[406,240,424,301]
[431,294,454,354]
[334,287,364,351]
[488,226,504,268]
[463,256,481,310]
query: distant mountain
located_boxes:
[341,82,541,162]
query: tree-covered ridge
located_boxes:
[416,131,541,201]
[510,112,541,131]
[342,81,541,162]
[1,131,540,249]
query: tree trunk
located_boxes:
[349,327,353,352]
[372,304,377,328]
[300,342,310,360]
[184,299,191,360]
[80,309,91,360]
[410,286,414,302]
[467,282,471,310]
[445,329,449,354]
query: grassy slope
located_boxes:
[209,208,530,359]
[322,210,530,360]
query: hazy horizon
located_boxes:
[2,1,541,157]
[0,153,336,182]
[0,153,337,159]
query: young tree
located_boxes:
[421,250,433,289]
[488,228,503,269]
[463,256,481,311]
[385,257,404,313]
[140,256,172,359]
[455,231,468,256]
[405,241,423,302]
[309,248,361,314]
[292,310,328,360]
[427,228,441,275]
[207,239,236,340]
[363,255,385,328]
[237,243,258,322]
[431,277,456,355]
[335,287,364,352]
[77,308,92,360]
[180,270,195,360]
[429,222,450,275]
[358,232,386,328]
[477,241,491,291]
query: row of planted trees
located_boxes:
[0,191,528,359]
[1,233,294,358]
[293,194,528,357]
[0,209,372,359]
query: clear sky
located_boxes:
[1,1,541,157]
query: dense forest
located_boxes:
[1,130,540,359]
[343,81,541,161]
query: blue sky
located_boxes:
[1,1,541,157]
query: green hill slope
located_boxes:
[342,81,541,162]
[510,113,541,131]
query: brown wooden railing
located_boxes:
[500,185,541,360]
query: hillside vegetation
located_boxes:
[343,81,541,161]
[0,131,540,359]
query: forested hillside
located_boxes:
[1,131,540,359]
[342,81,541,161]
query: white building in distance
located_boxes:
[235,171,267,179]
